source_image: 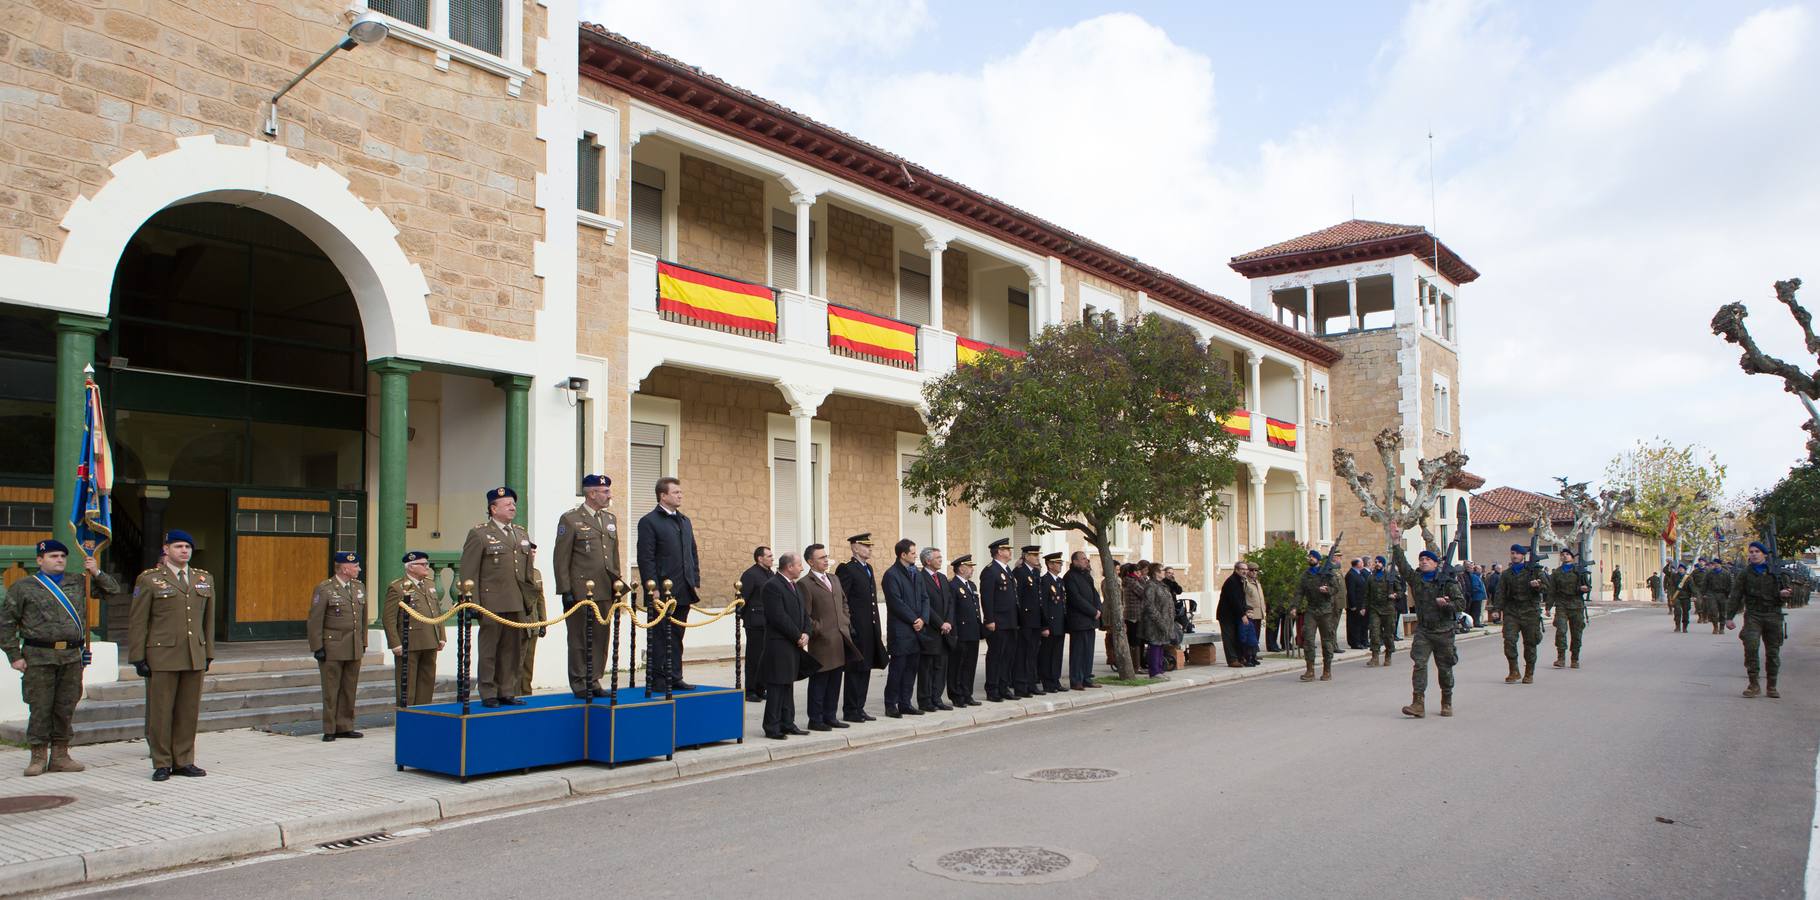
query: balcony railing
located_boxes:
[827,303,918,370]
[653,259,779,342]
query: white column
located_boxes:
[1027,273,1047,340]
[924,239,946,332]
[1201,514,1216,581]
[777,383,830,547]
[1347,277,1359,331]
[1247,464,1267,550]
[790,193,814,295]
[1291,367,1306,427]
[1294,475,1309,544]
[1245,351,1263,443]
[1303,285,1315,334]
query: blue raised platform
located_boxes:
[395,684,745,779]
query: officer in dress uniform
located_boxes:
[980,538,1018,702]
[458,487,531,707]
[517,544,547,697]
[553,474,620,699]
[2,539,119,776]
[1038,552,1068,693]
[946,555,983,707]
[1012,545,1044,697]
[836,534,884,722]
[383,551,444,706]
[129,530,214,781]
[308,551,368,741]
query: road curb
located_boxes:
[276,796,441,849]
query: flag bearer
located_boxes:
[1,540,119,775]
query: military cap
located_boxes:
[1374,555,1387,564]
[581,474,611,488]
[1021,545,1041,554]
[1418,549,1439,563]
[1043,552,1063,562]
[847,533,873,545]
[334,551,361,565]
[988,538,1010,551]
[163,529,195,548]
[950,554,973,569]
[35,539,68,556]
[402,550,430,564]
[1510,543,1529,554]
[1308,549,1323,560]
[1749,541,1769,554]
[487,486,517,504]
[1557,547,1577,558]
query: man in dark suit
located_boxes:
[835,534,883,722]
[980,538,1017,702]
[1012,545,1044,697]
[1038,552,1068,692]
[635,476,699,691]
[1346,558,1371,649]
[738,546,774,702]
[880,539,927,718]
[947,555,983,706]
[1063,551,1102,689]
[915,547,954,712]
[759,553,810,739]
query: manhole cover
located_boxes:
[912,846,1098,884]
[0,795,75,814]
[1016,766,1125,783]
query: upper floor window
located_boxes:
[898,251,932,325]
[577,134,604,214]
[370,0,505,57]
[629,163,666,256]
[1310,370,1331,423]
[1432,374,1453,434]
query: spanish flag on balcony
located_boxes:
[955,336,1025,366]
[1218,409,1251,437]
[657,261,778,333]
[1265,417,1297,450]
[828,305,918,364]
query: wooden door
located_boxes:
[229,495,332,640]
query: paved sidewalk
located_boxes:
[0,619,1561,896]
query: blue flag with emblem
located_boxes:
[69,366,114,559]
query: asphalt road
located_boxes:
[82,608,1818,899]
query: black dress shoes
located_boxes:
[784,725,809,736]
[339,731,363,739]
[935,702,954,711]
[904,707,925,716]
[481,698,501,708]
[765,732,786,740]
[502,697,526,706]
[828,720,850,729]
[884,707,903,718]
[173,764,206,777]
[809,722,833,732]
[591,688,611,698]
[672,681,696,691]
[322,734,337,742]
[151,767,171,782]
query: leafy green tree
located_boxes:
[1243,539,1310,636]
[1603,439,1726,550]
[1750,459,1820,553]
[903,312,1241,678]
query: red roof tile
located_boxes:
[1470,486,1573,528]
[1228,218,1479,285]
[1232,220,1428,262]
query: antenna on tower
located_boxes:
[1427,129,1440,275]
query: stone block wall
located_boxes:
[820,393,925,554]
[824,203,896,318]
[1060,264,1137,323]
[674,153,765,284]
[1419,333,1461,457]
[0,0,547,339]
[575,80,631,535]
[1324,329,1402,539]
[942,246,970,339]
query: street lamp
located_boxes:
[263,12,391,137]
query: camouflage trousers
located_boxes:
[1740,611,1785,678]
[1501,613,1541,665]
[1672,597,1691,630]
[1410,629,1456,692]
[21,659,83,744]
[1552,607,1586,658]
[1301,609,1340,664]
[1367,609,1399,654]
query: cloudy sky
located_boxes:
[583,0,1819,499]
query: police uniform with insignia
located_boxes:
[979,538,1019,701]
[552,475,620,698]
[383,551,444,707]
[1012,546,1044,697]
[129,529,215,781]
[308,551,369,740]
[1038,552,1068,693]
[1,539,118,775]
[458,487,532,706]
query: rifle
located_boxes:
[1765,517,1791,639]
[1318,531,1345,577]
[1576,532,1591,619]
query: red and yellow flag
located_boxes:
[1218,409,1252,437]
[955,337,1025,366]
[657,261,778,333]
[1662,510,1678,546]
[828,305,917,364]
[1265,417,1297,450]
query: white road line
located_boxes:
[1806,732,1820,899]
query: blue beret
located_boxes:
[35,539,68,556]
[163,529,195,547]
[1374,555,1386,564]
[402,550,429,564]
[1308,549,1323,559]
[1418,550,1439,563]
[334,551,361,565]
[1510,544,1529,554]
[581,474,611,488]
[488,486,517,504]
[1749,541,1769,554]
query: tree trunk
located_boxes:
[1095,534,1136,679]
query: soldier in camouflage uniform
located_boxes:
[1724,541,1793,699]
[1700,558,1733,634]
[1490,543,1546,684]
[1391,545,1463,718]
[1546,547,1591,669]
[1,540,119,775]
[1669,564,1694,632]
[1293,549,1345,682]
[1364,556,1398,667]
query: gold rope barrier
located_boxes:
[666,598,744,628]
[395,581,675,630]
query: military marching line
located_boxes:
[1,475,1804,777]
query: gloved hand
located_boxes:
[560,592,575,609]
[205,658,213,672]
[313,649,326,663]
[132,659,150,678]
[537,626,547,638]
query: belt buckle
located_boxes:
[52,641,68,650]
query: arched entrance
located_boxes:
[106,203,367,641]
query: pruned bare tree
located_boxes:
[1531,477,1636,552]
[1333,427,1469,553]
[1712,278,1820,460]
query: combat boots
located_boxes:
[1366,651,1379,667]
[1553,652,1566,668]
[1571,656,1580,669]
[1383,649,1394,666]
[1299,660,1315,682]
[1319,659,1332,681]
[23,745,47,777]
[1401,691,1425,718]
[1504,659,1521,683]
[1742,675,1761,698]
[1439,690,1454,717]
[1522,661,1534,684]
[1767,677,1780,699]
[48,743,85,773]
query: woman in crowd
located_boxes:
[1121,562,1147,671]
[1141,562,1175,677]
